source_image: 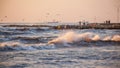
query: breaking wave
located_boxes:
[48,31,120,45]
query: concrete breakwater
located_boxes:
[52,23,120,29]
[2,24,51,27]
[1,23,120,29]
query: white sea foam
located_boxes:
[48,31,120,45]
[103,36,111,41]
[111,35,120,42]
[0,41,20,47]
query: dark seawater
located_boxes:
[0,24,120,68]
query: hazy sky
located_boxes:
[0,0,120,23]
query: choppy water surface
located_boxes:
[0,24,120,68]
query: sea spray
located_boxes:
[111,35,120,42]
[48,31,120,45]
[48,31,95,45]
[103,36,111,41]
[91,35,100,41]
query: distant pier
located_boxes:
[52,23,120,29]
[50,20,120,29]
[1,23,120,29]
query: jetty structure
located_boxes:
[1,19,120,29]
[1,22,120,29]
[52,23,120,29]
[51,20,120,29]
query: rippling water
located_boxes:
[0,24,120,68]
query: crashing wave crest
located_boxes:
[48,31,120,44]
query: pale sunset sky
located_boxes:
[0,0,120,23]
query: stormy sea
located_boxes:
[0,23,120,68]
